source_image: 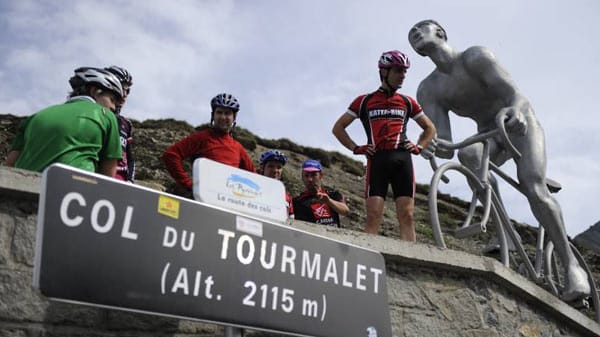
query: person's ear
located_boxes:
[381,68,391,78]
[88,85,100,97]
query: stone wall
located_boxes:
[0,167,599,337]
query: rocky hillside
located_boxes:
[0,114,470,246]
[575,221,600,255]
[2,113,599,312]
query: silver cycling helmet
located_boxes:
[69,67,124,100]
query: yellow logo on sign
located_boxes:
[158,195,180,219]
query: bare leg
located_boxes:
[514,118,589,300]
[365,196,385,234]
[395,196,416,241]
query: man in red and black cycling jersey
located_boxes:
[162,93,255,192]
[333,50,436,241]
[105,65,135,183]
[293,159,349,227]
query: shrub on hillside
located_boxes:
[141,118,195,132]
[331,152,364,176]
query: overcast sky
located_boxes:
[1,0,598,237]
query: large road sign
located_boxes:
[33,164,392,337]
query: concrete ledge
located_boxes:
[290,221,600,337]
[0,166,41,199]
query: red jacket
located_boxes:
[162,128,255,189]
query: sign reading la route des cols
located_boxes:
[33,164,392,337]
[193,158,289,223]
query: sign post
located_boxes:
[33,164,392,337]
[224,326,243,337]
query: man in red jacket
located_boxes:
[162,93,255,192]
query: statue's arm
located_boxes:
[464,47,528,110]
[417,81,453,159]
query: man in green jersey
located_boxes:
[5,67,124,176]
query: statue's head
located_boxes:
[414,20,447,40]
[409,19,448,56]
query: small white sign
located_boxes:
[236,216,263,237]
[193,158,287,223]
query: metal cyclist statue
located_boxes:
[408,19,590,301]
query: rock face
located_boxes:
[0,114,424,241]
[575,221,600,254]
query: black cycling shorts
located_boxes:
[365,149,415,199]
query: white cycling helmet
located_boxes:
[69,67,124,100]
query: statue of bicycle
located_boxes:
[408,19,596,315]
[426,110,599,321]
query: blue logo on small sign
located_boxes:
[226,174,261,198]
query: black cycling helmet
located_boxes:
[69,67,124,100]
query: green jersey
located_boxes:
[11,96,122,173]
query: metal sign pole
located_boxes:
[224,326,243,337]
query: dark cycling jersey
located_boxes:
[347,88,423,151]
[292,189,345,227]
[347,88,423,200]
[114,114,135,182]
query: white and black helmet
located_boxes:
[69,67,124,100]
[105,65,133,87]
[210,93,240,112]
